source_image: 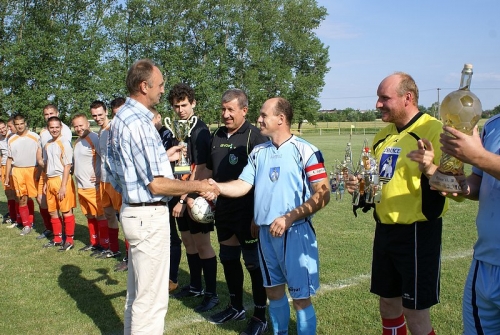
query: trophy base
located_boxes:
[174,165,192,175]
[429,171,466,193]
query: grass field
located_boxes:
[0,133,479,334]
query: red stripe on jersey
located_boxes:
[305,163,327,182]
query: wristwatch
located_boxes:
[179,199,186,205]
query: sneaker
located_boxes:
[78,244,97,252]
[43,240,63,248]
[6,220,17,228]
[96,250,122,259]
[20,226,32,236]
[209,305,246,324]
[2,213,10,223]
[58,242,74,252]
[173,285,204,299]
[114,258,128,272]
[195,293,219,312]
[240,317,268,335]
[169,280,179,292]
[89,246,105,257]
[36,229,53,240]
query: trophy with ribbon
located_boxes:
[429,64,482,193]
[164,115,198,174]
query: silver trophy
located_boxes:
[164,115,198,174]
[351,139,382,206]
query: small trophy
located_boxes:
[352,139,382,205]
[429,64,482,193]
[164,115,198,174]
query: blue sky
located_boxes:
[315,0,500,111]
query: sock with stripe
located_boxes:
[382,314,407,335]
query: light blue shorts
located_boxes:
[463,258,500,335]
[258,222,319,299]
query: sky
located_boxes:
[314,0,500,111]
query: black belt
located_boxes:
[128,201,167,207]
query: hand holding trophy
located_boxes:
[429,64,482,193]
[164,115,198,174]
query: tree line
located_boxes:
[0,0,329,128]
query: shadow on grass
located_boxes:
[59,264,126,334]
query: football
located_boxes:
[440,89,482,134]
[190,197,215,224]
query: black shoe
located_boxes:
[173,285,204,299]
[89,245,105,257]
[240,317,268,335]
[195,293,219,312]
[36,230,53,240]
[43,240,63,248]
[79,244,97,252]
[96,250,122,259]
[209,305,246,324]
[114,259,128,272]
[58,242,74,252]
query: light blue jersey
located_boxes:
[239,135,327,227]
[471,113,500,266]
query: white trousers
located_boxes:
[121,205,170,335]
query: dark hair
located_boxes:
[0,119,5,125]
[90,100,107,112]
[13,114,26,122]
[126,59,156,95]
[43,104,59,113]
[221,89,248,109]
[47,116,62,126]
[273,98,293,125]
[168,83,195,106]
[110,97,126,109]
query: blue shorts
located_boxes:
[463,259,500,335]
[257,221,319,299]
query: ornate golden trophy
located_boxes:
[352,139,381,205]
[164,115,198,174]
[429,64,482,193]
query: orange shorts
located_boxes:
[46,176,77,213]
[78,187,104,216]
[1,165,14,191]
[100,181,122,211]
[38,171,46,195]
[12,166,37,198]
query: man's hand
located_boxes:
[172,201,186,217]
[166,145,186,163]
[58,186,67,201]
[269,216,291,238]
[345,175,360,195]
[440,125,482,166]
[199,178,220,201]
[250,220,259,239]
[406,138,437,177]
[4,176,9,187]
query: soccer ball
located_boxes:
[440,89,482,134]
[190,197,215,224]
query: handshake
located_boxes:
[198,178,221,202]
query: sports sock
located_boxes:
[248,267,267,321]
[382,314,407,335]
[27,198,34,225]
[51,217,63,243]
[269,294,290,334]
[428,329,436,335]
[201,256,217,295]
[64,215,76,244]
[296,304,316,335]
[170,239,182,284]
[15,202,21,224]
[87,218,98,246]
[221,258,244,310]
[97,219,109,249]
[40,207,52,231]
[8,200,16,221]
[108,227,120,253]
[186,253,203,290]
[19,205,30,226]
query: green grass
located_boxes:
[0,133,478,334]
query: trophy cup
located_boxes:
[164,115,198,174]
[429,64,482,193]
[352,139,382,205]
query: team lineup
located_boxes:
[0,59,499,335]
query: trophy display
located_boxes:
[351,139,382,206]
[164,115,198,174]
[429,64,482,193]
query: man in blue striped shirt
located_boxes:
[106,59,219,335]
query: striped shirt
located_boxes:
[106,97,173,204]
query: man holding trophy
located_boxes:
[346,72,447,335]
[166,83,219,313]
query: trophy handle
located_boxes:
[187,115,198,137]
[164,117,174,134]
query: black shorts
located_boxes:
[216,217,257,248]
[175,206,214,235]
[370,219,442,310]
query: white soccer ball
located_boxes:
[440,90,482,134]
[190,197,215,224]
